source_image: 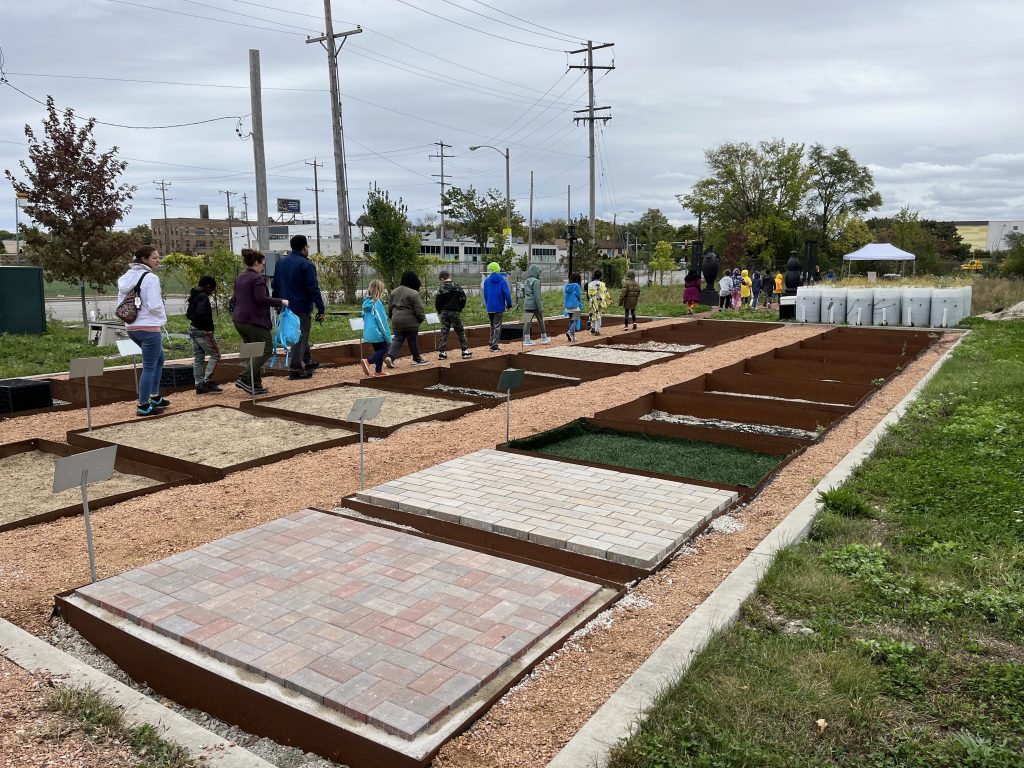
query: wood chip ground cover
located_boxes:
[0,320,957,768]
[0,451,158,528]
[85,407,350,468]
[264,385,466,426]
[509,423,782,486]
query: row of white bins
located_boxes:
[795,286,972,327]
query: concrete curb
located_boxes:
[0,618,276,768]
[547,332,966,768]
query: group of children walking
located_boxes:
[718,268,784,310]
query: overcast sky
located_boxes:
[2,0,1023,236]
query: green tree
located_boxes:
[680,139,810,264]
[6,97,137,323]
[533,217,567,244]
[648,240,676,285]
[127,223,153,245]
[632,208,675,261]
[832,212,873,259]
[806,144,882,260]
[998,232,1024,277]
[161,243,238,310]
[442,185,523,258]
[363,185,419,290]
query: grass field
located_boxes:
[509,421,783,487]
[606,317,1024,768]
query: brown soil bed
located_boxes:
[0,451,159,528]
[84,407,350,469]
[0,319,958,768]
[266,385,466,427]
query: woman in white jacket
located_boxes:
[116,245,168,417]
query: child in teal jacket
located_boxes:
[361,280,392,376]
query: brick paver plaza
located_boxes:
[355,449,738,569]
[75,509,603,740]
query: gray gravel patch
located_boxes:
[426,383,504,399]
[640,410,818,440]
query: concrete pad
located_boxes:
[356,450,738,571]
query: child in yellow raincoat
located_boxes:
[586,268,610,334]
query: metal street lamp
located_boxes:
[612,209,633,256]
[469,145,511,232]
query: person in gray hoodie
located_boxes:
[386,270,429,366]
[521,263,551,346]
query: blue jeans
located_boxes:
[127,330,164,405]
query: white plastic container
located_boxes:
[960,284,973,317]
[901,287,932,327]
[930,288,966,328]
[872,288,902,326]
[795,286,822,323]
[819,287,848,325]
[846,288,874,326]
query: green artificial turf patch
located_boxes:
[509,420,783,487]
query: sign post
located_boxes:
[237,341,267,404]
[69,357,104,432]
[496,368,525,442]
[346,396,385,490]
[53,446,117,583]
[425,311,440,351]
[115,338,143,393]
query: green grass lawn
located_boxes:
[509,421,783,487]
[607,317,1024,768]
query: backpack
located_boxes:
[270,307,301,368]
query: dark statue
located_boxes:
[784,250,802,295]
[701,248,719,290]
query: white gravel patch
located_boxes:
[47,620,345,768]
[605,341,704,354]
[708,514,744,534]
[640,410,818,440]
[707,390,849,407]
[528,346,674,366]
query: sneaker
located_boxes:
[523,339,536,347]
[411,358,430,366]
[149,396,170,408]
[306,361,321,370]
[372,370,389,377]
[253,384,270,395]
[540,336,552,344]
[206,381,223,392]
[632,323,637,330]
[565,331,573,343]
[489,345,500,352]
[384,356,395,369]
[234,379,255,394]
[461,350,473,359]
[361,358,372,376]
[136,403,163,417]
[437,351,448,360]
[288,370,313,380]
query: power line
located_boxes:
[177,0,319,33]
[392,0,568,52]
[0,79,248,130]
[347,135,434,181]
[105,0,306,36]
[462,0,581,40]
[433,0,577,44]
[6,70,326,93]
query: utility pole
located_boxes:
[153,180,172,253]
[528,170,534,265]
[306,158,324,254]
[249,49,270,251]
[220,190,237,253]
[567,184,571,222]
[241,193,252,248]
[306,8,361,256]
[570,40,614,241]
[430,141,452,262]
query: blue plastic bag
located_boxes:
[270,307,301,368]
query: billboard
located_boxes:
[276,198,301,214]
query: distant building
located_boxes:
[151,206,251,255]
[953,220,1024,252]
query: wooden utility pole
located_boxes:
[528,170,534,265]
[249,49,270,251]
[220,190,236,253]
[241,193,252,248]
[430,141,452,262]
[570,40,614,240]
[306,7,361,256]
[306,158,324,254]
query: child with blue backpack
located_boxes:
[563,272,582,342]
[361,280,392,377]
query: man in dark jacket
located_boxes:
[434,270,472,360]
[186,275,222,393]
[271,235,325,379]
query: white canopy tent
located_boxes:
[842,243,916,276]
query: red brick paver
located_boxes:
[75,509,602,739]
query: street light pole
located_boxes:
[612,209,633,257]
[469,145,511,231]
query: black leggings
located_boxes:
[719,294,729,309]
[623,308,636,325]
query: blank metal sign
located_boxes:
[53,446,118,493]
